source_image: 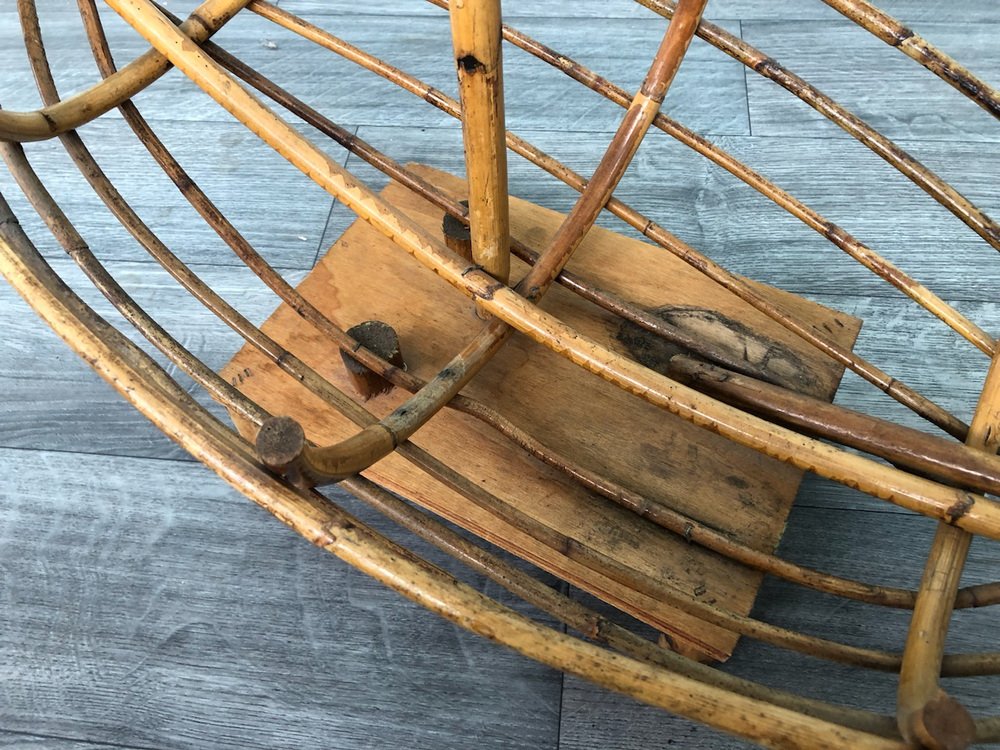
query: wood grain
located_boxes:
[0,447,564,750]
[221,164,860,662]
[744,20,1000,143]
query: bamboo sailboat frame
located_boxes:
[1,0,999,746]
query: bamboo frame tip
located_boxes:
[907,691,976,750]
[256,415,307,473]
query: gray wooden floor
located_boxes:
[1,1,999,748]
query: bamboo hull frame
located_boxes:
[2,0,1000,747]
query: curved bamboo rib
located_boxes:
[897,357,1000,748]
[251,0,971,442]
[0,219,913,748]
[1,145,982,682]
[32,1,931,674]
[52,0,960,648]
[0,0,248,142]
[635,0,1000,256]
[103,0,1000,540]
[8,148,1000,680]
[34,0,1000,673]
[821,0,1000,120]
[256,0,709,484]
[78,6,1000,615]
[0,141,912,729]
[485,18,997,358]
[5,3,1000,740]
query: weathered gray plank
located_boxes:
[327,126,1000,301]
[0,447,564,750]
[0,255,307,460]
[274,0,998,24]
[0,118,340,270]
[0,3,749,137]
[559,503,1000,749]
[744,20,1000,143]
[0,732,149,750]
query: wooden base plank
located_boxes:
[221,164,861,661]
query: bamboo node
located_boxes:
[457,54,485,74]
[945,494,975,524]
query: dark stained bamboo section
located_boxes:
[821,0,1000,120]
[2,0,1000,746]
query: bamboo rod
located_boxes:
[1,119,965,673]
[0,0,248,142]
[25,4,893,670]
[448,0,510,283]
[897,355,1000,748]
[342,474,903,740]
[486,15,997,358]
[820,0,1000,120]
[0,151,911,725]
[75,8,999,615]
[0,218,918,748]
[251,0,971,441]
[668,355,1000,498]
[104,0,1000,539]
[259,0,708,483]
[634,0,1000,257]
[196,32,1000,586]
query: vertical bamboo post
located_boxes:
[448,0,510,283]
[897,356,1000,749]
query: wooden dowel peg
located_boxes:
[341,320,406,401]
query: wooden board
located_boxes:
[220,164,861,662]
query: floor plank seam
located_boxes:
[739,20,753,138]
[313,126,359,267]
[0,727,167,750]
